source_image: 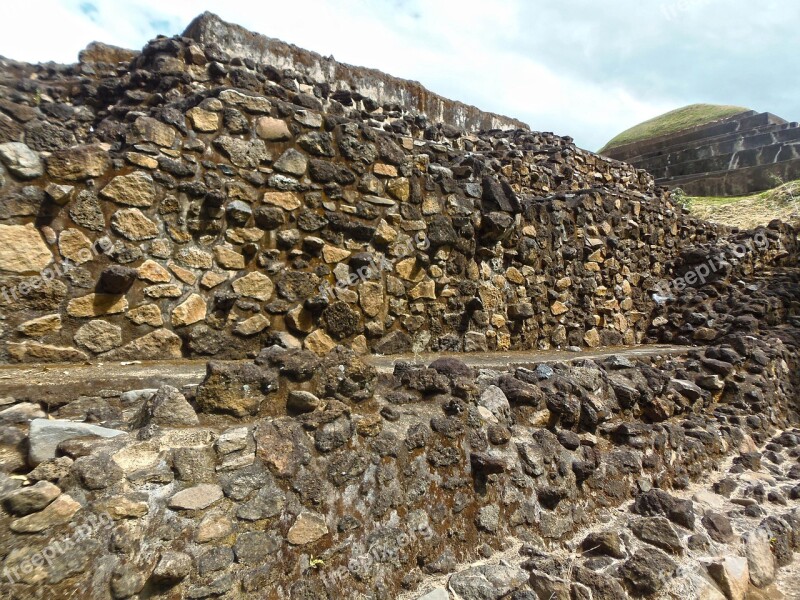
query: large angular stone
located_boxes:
[144,284,183,299]
[214,136,270,168]
[707,556,749,600]
[409,280,435,300]
[171,293,207,327]
[213,245,245,269]
[47,144,110,181]
[234,314,270,336]
[479,386,511,425]
[580,530,626,559]
[187,107,220,132]
[2,480,61,516]
[0,142,42,179]
[303,329,337,355]
[152,551,193,583]
[297,132,334,156]
[137,259,171,283]
[168,484,223,510]
[17,314,62,337]
[322,244,350,264]
[448,564,528,600]
[263,191,301,211]
[128,116,176,147]
[631,516,684,554]
[99,265,137,294]
[253,418,310,478]
[69,190,105,230]
[273,148,307,176]
[111,208,159,240]
[701,511,735,543]
[100,171,156,207]
[58,229,94,264]
[103,329,182,360]
[668,566,727,600]
[231,272,274,301]
[67,293,128,317]
[126,304,163,327]
[620,547,678,596]
[218,89,271,113]
[744,527,776,588]
[176,246,213,269]
[9,494,81,533]
[372,330,412,354]
[133,384,199,428]
[7,342,88,363]
[74,320,123,353]
[0,112,22,144]
[287,511,328,545]
[528,570,571,600]
[358,282,384,317]
[28,418,124,465]
[79,40,138,64]
[195,361,267,417]
[386,177,410,201]
[0,223,52,274]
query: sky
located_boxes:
[0,0,796,151]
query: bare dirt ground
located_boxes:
[685,182,800,229]
[366,344,689,373]
[0,345,689,404]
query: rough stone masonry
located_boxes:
[2,10,788,363]
[0,11,799,600]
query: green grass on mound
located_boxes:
[599,104,750,153]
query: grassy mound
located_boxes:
[680,179,800,229]
[600,104,750,153]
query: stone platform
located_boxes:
[604,110,800,196]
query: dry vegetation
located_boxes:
[680,180,800,229]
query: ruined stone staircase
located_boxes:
[604,111,800,196]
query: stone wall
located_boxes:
[0,324,797,598]
[181,12,529,134]
[5,16,791,364]
[1,14,800,600]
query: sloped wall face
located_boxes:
[0,27,782,364]
[181,12,529,134]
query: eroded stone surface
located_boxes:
[0,223,52,274]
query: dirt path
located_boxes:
[365,344,688,373]
[0,344,689,404]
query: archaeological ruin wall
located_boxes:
[0,13,800,600]
[2,13,796,365]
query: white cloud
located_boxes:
[0,0,792,150]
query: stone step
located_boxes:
[658,157,800,196]
[628,121,800,166]
[651,140,800,180]
[606,111,781,161]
